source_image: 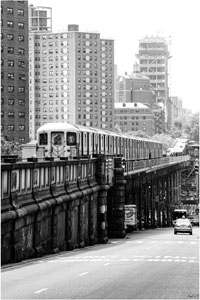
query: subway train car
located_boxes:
[36,123,163,160]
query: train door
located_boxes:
[99,134,105,154]
[109,136,114,155]
[119,137,122,155]
[79,132,83,156]
[137,140,141,160]
[51,132,65,158]
[94,133,99,154]
[113,136,117,155]
[129,139,133,159]
[126,139,130,159]
[83,132,87,156]
[87,132,93,156]
[91,133,95,156]
[122,138,126,158]
[105,135,109,155]
[141,141,144,159]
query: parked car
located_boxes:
[192,215,199,226]
[187,215,199,226]
[174,218,192,235]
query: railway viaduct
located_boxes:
[1,155,190,265]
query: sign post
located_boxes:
[124,205,137,230]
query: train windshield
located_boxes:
[51,132,63,145]
[39,133,48,145]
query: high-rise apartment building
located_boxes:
[29,5,52,32]
[138,35,170,130]
[29,21,114,139]
[1,0,29,143]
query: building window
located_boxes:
[18,35,24,42]
[18,48,25,55]
[18,87,25,93]
[7,21,14,27]
[18,61,25,68]
[8,86,14,92]
[19,74,25,80]
[19,137,25,143]
[18,22,24,29]
[7,8,13,14]
[18,9,24,16]
[19,125,25,131]
[8,112,14,117]
[19,99,25,105]
[8,60,14,67]
[8,73,14,80]
[7,34,14,41]
[8,99,14,105]
[8,47,14,54]
[8,125,14,131]
[19,112,25,118]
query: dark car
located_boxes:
[188,215,199,226]
[192,215,199,226]
[174,218,192,235]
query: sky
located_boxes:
[29,0,200,113]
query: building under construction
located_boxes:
[138,35,170,131]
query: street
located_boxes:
[1,227,199,299]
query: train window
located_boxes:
[66,132,76,146]
[39,133,48,145]
[52,132,63,145]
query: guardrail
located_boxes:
[124,155,190,174]
[1,158,97,213]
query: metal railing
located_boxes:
[124,155,190,175]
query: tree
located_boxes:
[151,133,174,153]
[184,113,199,142]
[169,112,199,142]
[127,130,149,138]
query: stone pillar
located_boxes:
[96,155,109,243]
[78,197,86,248]
[177,170,182,205]
[166,174,171,226]
[138,177,143,230]
[112,157,126,238]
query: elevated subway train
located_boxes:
[37,123,163,160]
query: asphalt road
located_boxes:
[1,227,199,299]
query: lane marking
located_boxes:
[35,288,48,294]
[104,263,111,266]
[79,272,88,276]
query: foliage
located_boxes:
[126,130,149,138]
[114,124,122,134]
[1,137,22,156]
[170,113,199,142]
[151,133,174,152]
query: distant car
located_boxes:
[192,215,199,226]
[174,218,192,235]
[188,215,194,224]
